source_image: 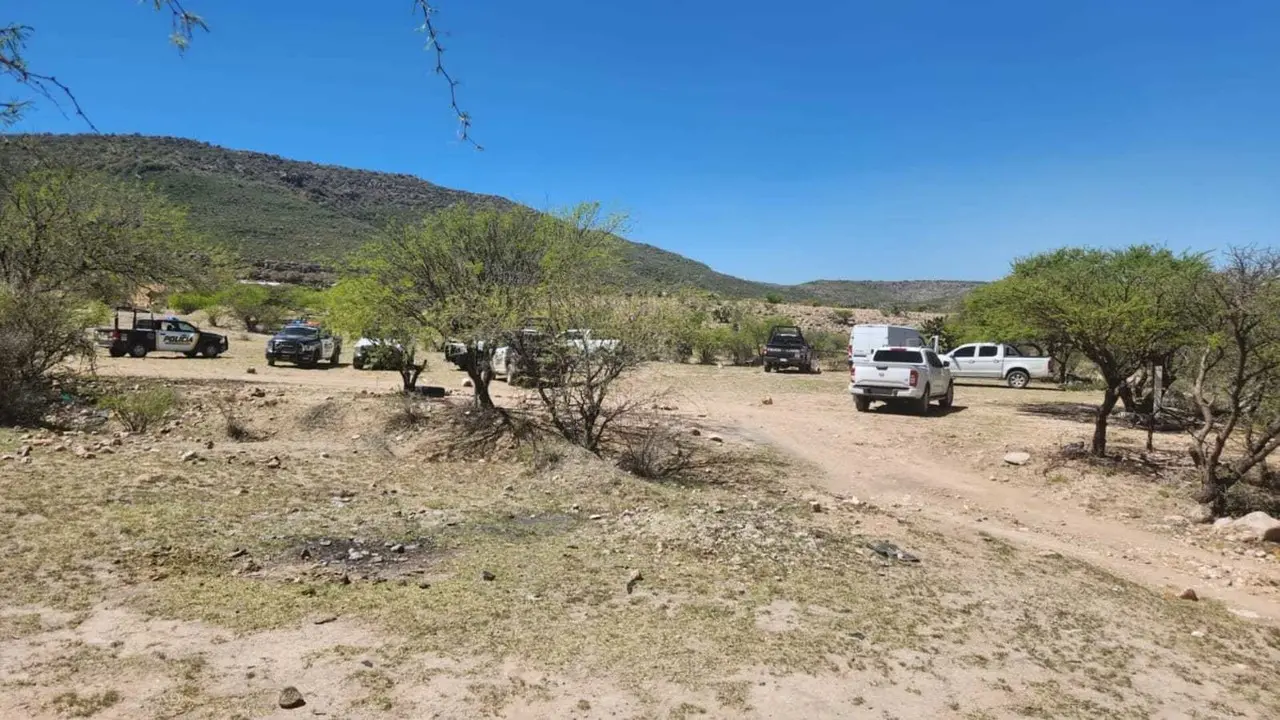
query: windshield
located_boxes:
[280,327,319,339]
[872,349,924,364]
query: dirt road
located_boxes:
[655,364,1280,623]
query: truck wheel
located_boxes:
[108,347,126,358]
[267,357,276,367]
[128,343,148,358]
[763,364,773,373]
[1006,370,1030,389]
[854,395,871,412]
[939,382,954,409]
[916,386,931,416]
[201,342,221,358]
[330,348,340,366]
[353,356,364,370]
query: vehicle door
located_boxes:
[319,330,336,359]
[156,320,199,353]
[924,350,947,392]
[948,345,977,377]
[975,344,1002,378]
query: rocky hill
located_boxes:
[3,133,981,308]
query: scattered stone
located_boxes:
[417,581,431,590]
[0,454,13,462]
[204,440,215,450]
[1230,512,1280,543]
[360,659,374,668]
[17,444,32,458]
[1178,588,1199,601]
[1190,630,1206,638]
[266,456,282,469]
[709,435,724,444]
[336,573,351,585]
[390,544,405,554]
[1188,504,1216,525]
[320,452,330,459]
[481,570,496,582]
[1003,452,1031,466]
[588,514,603,521]
[462,378,474,388]
[761,396,774,406]
[19,457,31,465]
[809,500,823,513]
[1036,550,1062,559]
[690,428,702,437]
[246,367,257,374]
[841,496,864,507]
[180,450,198,462]
[250,387,266,398]
[278,687,306,710]
[1163,515,1189,525]
[626,569,643,594]
[227,548,249,560]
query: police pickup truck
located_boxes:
[95,310,229,359]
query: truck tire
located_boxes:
[915,386,931,416]
[128,342,148,358]
[854,395,871,412]
[763,363,772,373]
[201,342,221,358]
[330,348,341,366]
[353,356,364,370]
[1006,369,1030,389]
[939,382,954,410]
[108,347,126,358]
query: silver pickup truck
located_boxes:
[850,347,954,415]
[945,343,1054,389]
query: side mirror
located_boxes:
[942,360,952,367]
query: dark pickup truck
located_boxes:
[95,311,229,359]
[761,325,819,374]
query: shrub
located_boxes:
[168,291,214,314]
[764,293,784,305]
[100,387,177,433]
[830,308,854,325]
[617,424,692,480]
[0,292,96,426]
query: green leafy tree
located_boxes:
[916,316,959,353]
[348,203,620,407]
[0,169,201,423]
[324,277,430,390]
[965,246,1209,456]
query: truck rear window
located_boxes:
[872,349,924,364]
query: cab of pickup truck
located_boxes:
[945,343,1054,389]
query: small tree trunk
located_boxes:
[1195,464,1229,518]
[467,363,495,409]
[1092,386,1120,457]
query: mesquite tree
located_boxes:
[963,246,1208,456]
[1188,248,1280,517]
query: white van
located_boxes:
[847,324,926,365]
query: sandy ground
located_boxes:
[2,335,1278,719]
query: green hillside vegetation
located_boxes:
[3,133,981,308]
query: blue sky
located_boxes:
[9,0,1280,283]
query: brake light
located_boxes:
[847,343,852,360]
[850,365,856,380]
[112,331,121,341]
[909,369,919,387]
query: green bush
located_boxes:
[830,308,854,325]
[101,387,178,433]
[168,291,214,314]
[764,293,784,305]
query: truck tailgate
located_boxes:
[853,362,919,390]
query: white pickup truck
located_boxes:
[850,347,954,415]
[944,343,1054,389]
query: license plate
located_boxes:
[865,387,894,396]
